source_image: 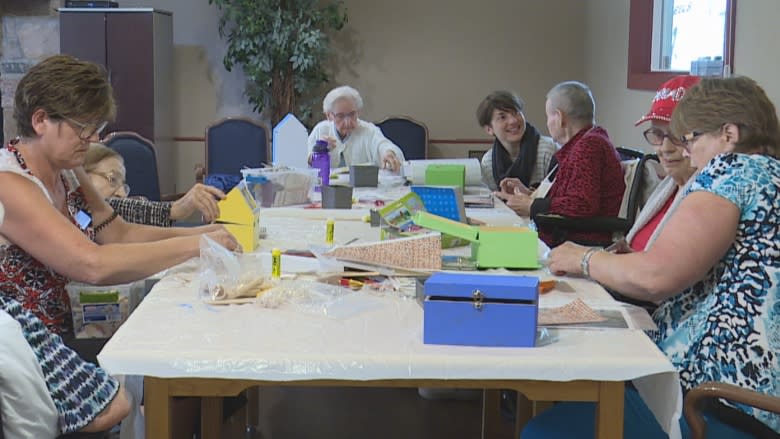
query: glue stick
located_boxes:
[326,218,335,245]
[271,248,281,279]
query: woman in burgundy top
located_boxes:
[495,81,625,246]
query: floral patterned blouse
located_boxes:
[651,153,780,432]
[0,142,96,335]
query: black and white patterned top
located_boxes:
[108,197,173,227]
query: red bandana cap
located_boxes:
[634,75,701,126]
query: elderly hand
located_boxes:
[206,227,242,253]
[381,151,402,173]
[499,177,531,195]
[322,136,339,151]
[493,191,533,216]
[170,183,226,223]
[547,242,591,276]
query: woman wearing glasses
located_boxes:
[84,143,225,225]
[0,54,240,435]
[615,75,700,253]
[530,77,780,437]
[307,85,405,172]
[0,54,238,335]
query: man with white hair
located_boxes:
[308,85,405,172]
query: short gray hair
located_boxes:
[323,85,364,114]
[547,81,595,125]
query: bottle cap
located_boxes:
[313,140,329,153]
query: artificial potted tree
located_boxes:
[208,0,348,126]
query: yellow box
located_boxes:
[216,182,261,252]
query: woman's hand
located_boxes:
[206,227,242,253]
[494,191,533,216]
[499,177,531,195]
[547,242,591,276]
[170,184,226,223]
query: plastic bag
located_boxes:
[198,236,272,301]
[255,278,382,319]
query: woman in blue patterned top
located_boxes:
[536,76,780,438]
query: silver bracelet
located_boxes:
[580,248,600,279]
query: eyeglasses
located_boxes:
[63,116,109,141]
[94,171,130,196]
[332,111,358,122]
[680,131,705,150]
[643,128,682,146]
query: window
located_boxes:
[627,0,737,90]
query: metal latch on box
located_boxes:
[472,289,484,311]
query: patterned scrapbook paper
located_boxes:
[538,298,607,325]
[324,233,442,271]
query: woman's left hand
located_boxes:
[547,242,590,276]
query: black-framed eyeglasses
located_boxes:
[63,116,109,141]
[680,131,705,150]
[643,127,682,146]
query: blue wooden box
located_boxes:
[422,272,539,347]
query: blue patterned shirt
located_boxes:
[652,153,780,432]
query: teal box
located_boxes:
[423,272,539,347]
[425,164,465,189]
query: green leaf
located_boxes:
[209,0,347,125]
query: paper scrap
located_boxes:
[324,233,441,271]
[538,298,607,325]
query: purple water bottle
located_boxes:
[311,140,330,191]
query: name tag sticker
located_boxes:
[75,210,92,230]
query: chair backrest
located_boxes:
[205,117,270,176]
[375,116,429,160]
[102,131,161,201]
[616,146,645,161]
[618,152,662,225]
[684,381,780,439]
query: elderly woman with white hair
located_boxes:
[307,85,405,172]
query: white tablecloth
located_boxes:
[99,199,682,438]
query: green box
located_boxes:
[471,227,538,269]
[413,212,538,269]
[425,164,465,189]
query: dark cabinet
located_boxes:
[60,8,175,193]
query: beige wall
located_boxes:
[584,0,780,153]
[328,0,586,158]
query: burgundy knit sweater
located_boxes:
[531,126,625,246]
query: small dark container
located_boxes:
[349,165,379,187]
[321,185,353,209]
